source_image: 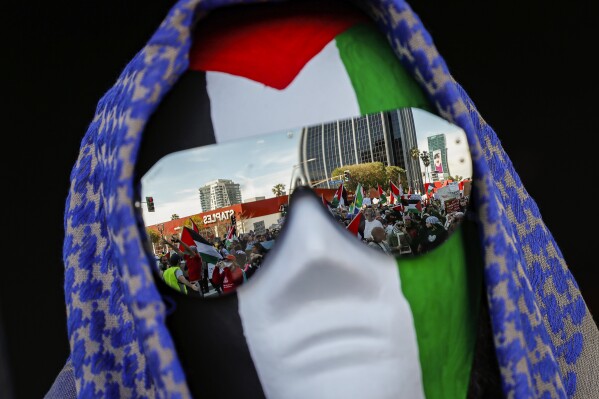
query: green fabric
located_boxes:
[337,24,478,397]
[397,227,480,399]
[335,24,433,115]
[163,267,187,294]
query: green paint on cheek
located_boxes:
[335,24,433,115]
[397,227,481,399]
[338,22,479,398]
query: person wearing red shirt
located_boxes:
[211,254,244,294]
[163,237,204,296]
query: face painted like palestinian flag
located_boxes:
[177,4,476,399]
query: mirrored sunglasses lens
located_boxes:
[139,107,473,297]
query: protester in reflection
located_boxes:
[216,242,229,257]
[363,208,384,241]
[419,216,448,254]
[161,252,200,295]
[446,212,465,235]
[382,219,394,236]
[367,227,392,254]
[158,255,169,273]
[162,237,204,296]
[246,242,269,279]
[211,254,245,294]
[459,196,469,212]
[387,221,412,254]
[402,216,421,254]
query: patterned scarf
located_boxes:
[62,0,599,397]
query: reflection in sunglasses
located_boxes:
[140,107,472,297]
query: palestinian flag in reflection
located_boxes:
[403,194,424,213]
[331,183,347,208]
[377,184,388,204]
[170,4,474,399]
[180,226,222,264]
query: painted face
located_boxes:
[135,2,479,397]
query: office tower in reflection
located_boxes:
[300,108,423,191]
[199,179,242,212]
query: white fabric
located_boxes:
[207,263,216,279]
[363,219,384,240]
[206,40,361,143]
[237,195,424,399]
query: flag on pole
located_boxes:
[180,226,223,264]
[179,218,202,252]
[190,218,200,233]
[346,211,363,237]
[390,181,401,204]
[321,193,334,214]
[404,194,423,214]
[331,183,347,208]
[377,184,387,204]
[225,224,238,246]
[392,204,404,213]
[349,183,364,214]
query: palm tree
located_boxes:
[410,147,420,160]
[272,183,286,197]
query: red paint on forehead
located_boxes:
[189,1,367,90]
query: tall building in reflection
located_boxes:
[199,179,242,212]
[300,108,423,191]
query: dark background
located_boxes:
[4,1,597,398]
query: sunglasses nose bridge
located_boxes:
[289,162,311,193]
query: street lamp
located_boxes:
[420,151,430,184]
[289,158,317,194]
[410,147,431,185]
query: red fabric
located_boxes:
[184,253,202,282]
[392,204,404,212]
[190,218,200,233]
[189,2,366,89]
[346,212,363,236]
[211,267,244,294]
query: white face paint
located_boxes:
[237,191,425,399]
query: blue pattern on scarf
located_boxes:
[61,0,596,397]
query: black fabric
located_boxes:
[138,67,264,398]
[157,282,266,399]
[462,202,503,398]
[135,70,217,180]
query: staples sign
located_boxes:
[203,209,235,225]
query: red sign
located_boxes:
[444,198,461,213]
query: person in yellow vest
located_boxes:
[161,252,200,295]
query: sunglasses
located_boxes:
[139,106,473,298]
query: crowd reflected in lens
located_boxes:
[141,106,473,297]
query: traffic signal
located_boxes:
[279,204,288,216]
[343,170,351,182]
[146,196,155,212]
